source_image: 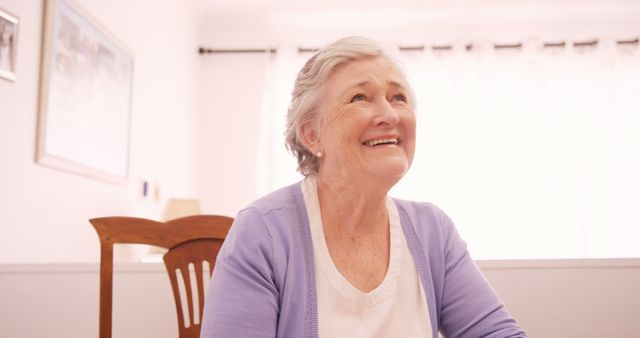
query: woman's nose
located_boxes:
[373,99,400,127]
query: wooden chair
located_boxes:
[90,215,233,338]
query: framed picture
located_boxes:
[0,7,19,81]
[37,0,134,185]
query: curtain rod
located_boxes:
[198,47,277,54]
[198,38,639,54]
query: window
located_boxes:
[257,40,640,259]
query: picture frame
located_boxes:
[37,0,134,185]
[0,7,19,81]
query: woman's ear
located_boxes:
[300,121,320,154]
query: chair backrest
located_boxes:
[90,215,233,338]
[163,238,223,338]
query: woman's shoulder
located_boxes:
[240,181,303,216]
[391,197,458,241]
[230,181,304,241]
[392,197,449,223]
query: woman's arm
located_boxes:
[200,208,279,338]
[437,210,527,338]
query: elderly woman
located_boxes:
[200,36,526,338]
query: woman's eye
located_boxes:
[391,94,407,103]
[350,94,366,102]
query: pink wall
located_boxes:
[0,0,202,263]
[2,0,639,264]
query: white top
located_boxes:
[302,176,432,338]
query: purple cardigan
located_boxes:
[200,182,526,338]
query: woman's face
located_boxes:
[310,56,416,182]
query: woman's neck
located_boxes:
[314,172,392,235]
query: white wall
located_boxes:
[195,0,640,46]
[481,259,640,337]
[0,0,203,263]
[1,259,639,338]
[195,53,268,216]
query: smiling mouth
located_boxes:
[363,138,400,147]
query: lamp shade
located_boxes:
[162,199,202,221]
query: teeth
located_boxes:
[365,138,398,146]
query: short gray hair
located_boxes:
[284,36,412,176]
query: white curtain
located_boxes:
[256,48,307,195]
[257,39,640,259]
